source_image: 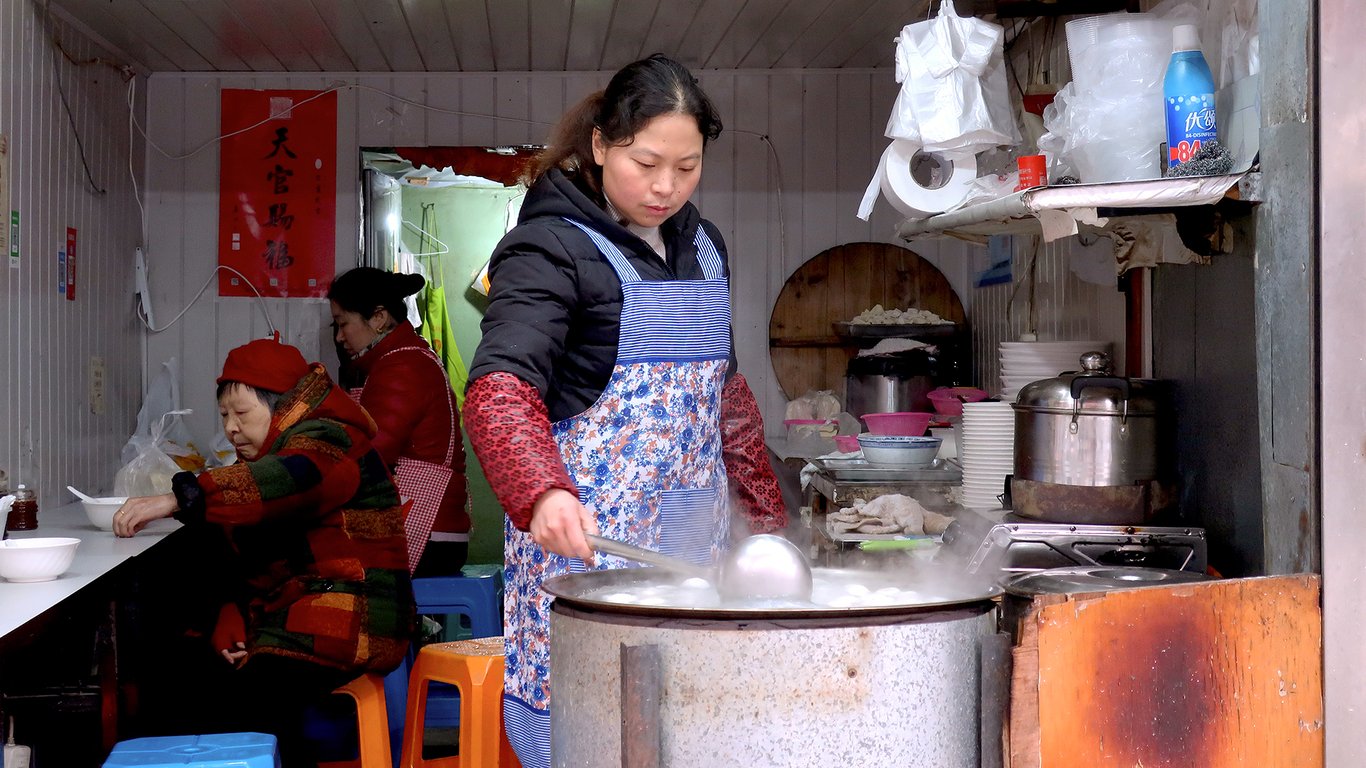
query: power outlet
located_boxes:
[89,356,106,415]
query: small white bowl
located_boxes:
[0,537,81,582]
[81,497,128,531]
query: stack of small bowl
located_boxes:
[857,412,941,467]
[957,401,1016,509]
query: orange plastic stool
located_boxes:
[399,637,520,768]
[319,672,392,768]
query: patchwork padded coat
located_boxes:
[172,364,416,674]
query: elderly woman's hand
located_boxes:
[113,493,178,537]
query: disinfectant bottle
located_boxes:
[1162,24,1217,170]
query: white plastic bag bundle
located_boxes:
[885,0,1020,154]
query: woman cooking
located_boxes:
[462,54,786,767]
[113,335,414,767]
[329,268,469,576]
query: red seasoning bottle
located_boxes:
[7,484,37,531]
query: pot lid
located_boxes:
[1011,351,1169,416]
[1002,565,1210,596]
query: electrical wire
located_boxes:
[1005,236,1042,337]
[49,47,106,195]
[128,82,560,162]
[137,265,277,335]
[127,79,146,245]
[729,129,789,268]
[125,81,793,323]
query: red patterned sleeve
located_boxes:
[721,373,787,534]
[463,372,577,532]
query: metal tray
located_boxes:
[808,456,963,483]
[832,321,960,339]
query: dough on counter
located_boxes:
[922,509,954,535]
[830,493,939,536]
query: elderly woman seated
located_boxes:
[116,335,415,767]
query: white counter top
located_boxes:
[1,501,181,640]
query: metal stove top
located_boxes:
[938,510,1208,578]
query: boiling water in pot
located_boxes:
[585,566,982,611]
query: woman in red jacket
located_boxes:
[329,268,469,576]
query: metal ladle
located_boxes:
[585,532,813,602]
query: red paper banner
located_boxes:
[218,89,337,298]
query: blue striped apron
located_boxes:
[502,219,732,768]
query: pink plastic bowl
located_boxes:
[833,435,861,453]
[927,387,990,417]
[861,412,934,436]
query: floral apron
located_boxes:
[502,220,733,768]
[350,344,457,573]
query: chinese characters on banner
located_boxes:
[218,89,337,298]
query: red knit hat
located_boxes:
[217,333,313,394]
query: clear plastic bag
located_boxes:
[115,359,201,496]
[115,409,194,497]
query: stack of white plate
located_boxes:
[958,401,1016,510]
[999,341,1113,401]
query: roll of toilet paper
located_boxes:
[877,140,978,219]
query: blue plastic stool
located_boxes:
[412,564,503,641]
[304,664,409,768]
[103,732,280,767]
[412,564,504,730]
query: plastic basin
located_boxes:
[861,412,933,436]
[927,387,990,417]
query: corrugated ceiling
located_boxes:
[50,0,938,73]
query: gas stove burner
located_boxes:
[939,513,1207,578]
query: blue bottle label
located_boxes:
[1166,93,1217,166]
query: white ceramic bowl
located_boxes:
[81,497,127,531]
[857,435,941,467]
[0,537,81,582]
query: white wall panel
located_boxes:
[968,236,1127,398]
[0,1,144,504]
[144,68,1087,444]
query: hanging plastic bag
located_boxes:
[885,0,1020,154]
[115,358,205,495]
[115,409,194,497]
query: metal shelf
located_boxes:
[895,172,1259,243]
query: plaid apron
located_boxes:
[350,344,457,574]
[502,219,732,768]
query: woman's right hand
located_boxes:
[530,488,598,560]
[112,493,178,538]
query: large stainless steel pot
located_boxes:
[1012,351,1175,487]
[845,349,938,417]
[544,567,1001,767]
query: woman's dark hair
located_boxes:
[215,381,282,411]
[327,267,425,324]
[527,54,723,204]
